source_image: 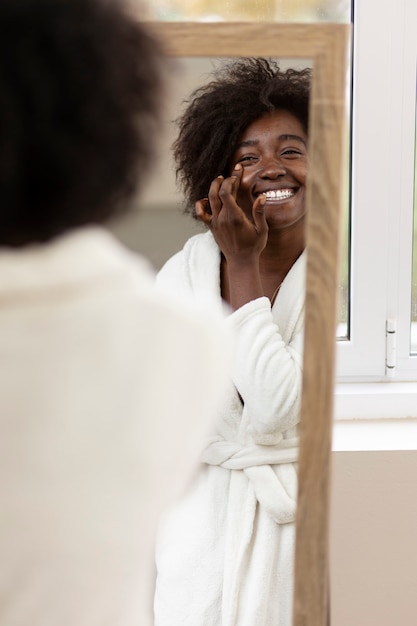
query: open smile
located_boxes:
[257,188,297,202]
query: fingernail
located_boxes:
[234,163,242,171]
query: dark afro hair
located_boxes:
[0,0,165,246]
[173,57,312,217]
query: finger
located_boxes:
[229,163,242,199]
[207,176,224,218]
[218,165,242,205]
[222,163,243,200]
[252,194,268,234]
[195,198,212,226]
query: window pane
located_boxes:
[145,0,351,23]
[337,130,351,340]
[410,94,417,354]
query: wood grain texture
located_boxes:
[147,22,351,626]
[294,25,350,626]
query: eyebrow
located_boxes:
[235,134,307,149]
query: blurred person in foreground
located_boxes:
[0,1,231,625]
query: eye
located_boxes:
[236,154,258,165]
[281,147,305,158]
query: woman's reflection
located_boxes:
[154,58,311,626]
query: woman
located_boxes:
[0,2,231,625]
[154,58,311,626]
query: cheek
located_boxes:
[236,179,254,209]
[236,193,254,219]
[297,162,308,184]
[237,172,253,196]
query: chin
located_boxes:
[266,211,306,231]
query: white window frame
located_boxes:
[333,0,417,443]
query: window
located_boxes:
[337,0,417,385]
[334,0,417,434]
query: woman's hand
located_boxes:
[195,164,269,310]
[195,164,268,265]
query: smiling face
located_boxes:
[230,109,308,232]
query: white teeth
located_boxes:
[263,189,295,200]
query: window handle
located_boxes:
[385,319,397,377]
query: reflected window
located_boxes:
[146,0,351,23]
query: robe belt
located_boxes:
[200,438,299,470]
[201,438,298,524]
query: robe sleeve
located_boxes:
[156,251,189,296]
[225,296,303,438]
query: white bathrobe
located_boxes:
[154,231,305,626]
[0,227,231,626]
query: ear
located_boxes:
[195,198,212,226]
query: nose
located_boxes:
[259,155,286,179]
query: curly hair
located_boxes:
[173,58,312,216]
[0,0,165,246]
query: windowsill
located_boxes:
[332,381,417,451]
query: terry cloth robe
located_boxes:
[0,227,232,626]
[154,231,306,626]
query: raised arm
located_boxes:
[195,164,269,311]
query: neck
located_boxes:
[261,223,305,273]
[219,220,305,307]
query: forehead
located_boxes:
[238,109,307,143]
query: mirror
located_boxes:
[111,22,350,626]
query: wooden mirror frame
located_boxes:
[147,22,351,626]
